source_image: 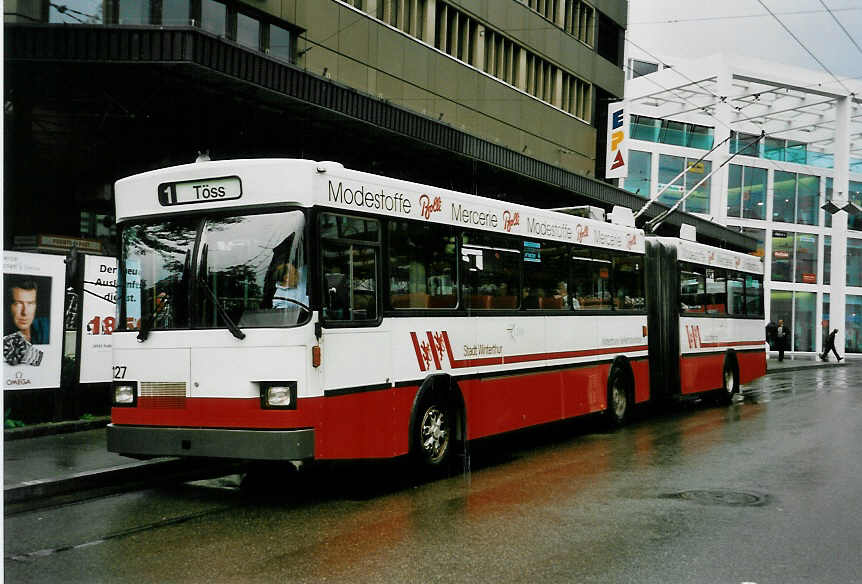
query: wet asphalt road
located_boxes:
[5,362,861,584]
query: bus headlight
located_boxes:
[112,382,137,407]
[260,381,297,410]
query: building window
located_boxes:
[629,59,658,79]
[849,238,862,287]
[268,24,294,63]
[730,132,761,157]
[771,231,793,282]
[773,171,796,223]
[851,181,862,232]
[50,0,104,23]
[684,159,711,214]
[824,235,831,285]
[201,0,227,37]
[727,164,766,220]
[629,115,713,150]
[562,0,594,46]
[623,150,651,197]
[117,0,150,24]
[848,295,862,354]
[795,233,817,284]
[657,154,685,207]
[162,0,190,25]
[236,12,261,50]
[794,291,816,351]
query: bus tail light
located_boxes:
[312,345,321,368]
[112,382,138,407]
[260,381,297,410]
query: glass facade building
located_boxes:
[625,55,862,356]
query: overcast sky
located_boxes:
[626,0,862,82]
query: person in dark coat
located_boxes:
[819,328,843,362]
[765,321,777,350]
[775,319,788,362]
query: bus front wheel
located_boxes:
[717,357,739,405]
[412,395,452,470]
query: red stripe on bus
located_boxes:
[506,345,649,364]
[438,330,646,368]
[700,340,766,348]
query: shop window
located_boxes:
[771,231,793,283]
[847,295,862,353]
[794,292,816,351]
[824,235,831,285]
[795,233,817,284]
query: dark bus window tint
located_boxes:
[461,233,520,310]
[388,220,457,309]
[727,272,746,315]
[319,213,379,242]
[680,263,706,313]
[570,248,613,310]
[705,268,727,314]
[522,241,569,310]
[612,253,645,310]
[745,274,764,316]
[320,213,380,322]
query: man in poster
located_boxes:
[4,276,50,366]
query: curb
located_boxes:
[4,457,244,508]
[765,361,847,374]
[4,417,110,441]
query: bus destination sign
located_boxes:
[158,176,242,206]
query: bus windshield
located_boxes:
[120,210,309,333]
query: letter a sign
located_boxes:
[606,102,628,180]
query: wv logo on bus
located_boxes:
[410,331,451,371]
[685,324,703,349]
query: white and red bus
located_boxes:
[107,158,765,470]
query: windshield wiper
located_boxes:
[199,277,246,340]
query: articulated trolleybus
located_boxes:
[108,158,765,470]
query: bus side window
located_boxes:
[320,213,380,323]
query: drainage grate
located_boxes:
[661,489,770,507]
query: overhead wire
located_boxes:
[755,0,854,95]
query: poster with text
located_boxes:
[80,255,118,383]
[4,251,65,390]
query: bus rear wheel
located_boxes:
[413,395,452,470]
[607,367,630,427]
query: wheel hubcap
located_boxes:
[725,368,735,394]
[420,406,449,463]
[612,381,627,420]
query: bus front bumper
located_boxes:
[106,424,315,461]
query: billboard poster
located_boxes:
[3,251,65,390]
[80,255,119,383]
[606,101,629,180]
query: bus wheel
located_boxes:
[607,367,630,427]
[718,357,739,405]
[413,395,452,470]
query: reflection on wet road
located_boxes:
[5,363,861,584]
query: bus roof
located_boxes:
[656,236,764,275]
[115,158,646,254]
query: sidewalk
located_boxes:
[2,357,848,507]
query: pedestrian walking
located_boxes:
[819,328,843,362]
[776,319,788,362]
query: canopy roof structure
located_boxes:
[626,54,861,161]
